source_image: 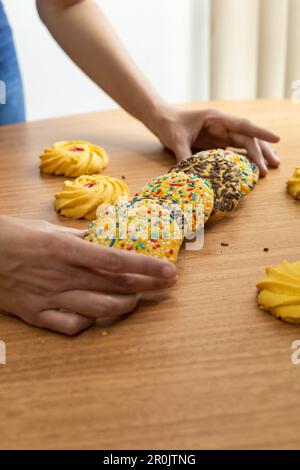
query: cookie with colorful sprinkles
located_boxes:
[85,198,182,263]
[135,172,214,231]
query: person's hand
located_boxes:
[149,107,281,177]
[0,216,177,335]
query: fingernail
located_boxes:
[162,265,176,278]
[261,168,268,178]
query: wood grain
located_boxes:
[1,100,300,450]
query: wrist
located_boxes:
[142,102,179,138]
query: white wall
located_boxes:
[3,0,209,122]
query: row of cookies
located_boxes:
[40,142,259,264]
[85,172,215,263]
[83,149,259,263]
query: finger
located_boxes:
[259,140,280,168]
[18,219,86,238]
[63,267,178,294]
[230,134,268,177]
[224,114,280,143]
[64,236,177,278]
[90,270,178,293]
[35,310,95,336]
[55,290,140,319]
[54,226,87,238]
[172,141,193,162]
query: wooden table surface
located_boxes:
[1,100,300,450]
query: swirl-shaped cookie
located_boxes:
[135,172,214,231]
[85,198,182,263]
[287,167,300,200]
[170,152,243,222]
[40,140,109,176]
[54,174,129,220]
[257,261,300,324]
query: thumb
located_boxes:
[172,141,192,163]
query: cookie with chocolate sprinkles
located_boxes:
[170,152,243,222]
[190,148,259,198]
[220,149,259,197]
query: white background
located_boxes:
[3,0,209,122]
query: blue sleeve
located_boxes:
[0,1,26,125]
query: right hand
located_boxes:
[0,216,177,335]
[149,106,280,176]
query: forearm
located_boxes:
[36,0,167,129]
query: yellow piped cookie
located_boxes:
[54,174,129,220]
[287,167,300,200]
[257,260,300,324]
[40,140,109,177]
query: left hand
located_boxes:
[150,107,281,177]
[0,217,177,335]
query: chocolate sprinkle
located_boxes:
[170,151,242,219]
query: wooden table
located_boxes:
[1,100,300,450]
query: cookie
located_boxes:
[54,174,129,220]
[135,172,214,232]
[40,140,109,177]
[220,149,259,197]
[257,260,300,324]
[85,198,182,263]
[287,167,300,200]
[170,152,242,222]
[132,195,191,240]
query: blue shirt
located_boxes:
[0,1,25,125]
